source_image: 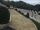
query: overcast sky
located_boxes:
[10,0,40,5]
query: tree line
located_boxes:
[0,0,40,12]
[10,1,40,11]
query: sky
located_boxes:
[9,0,40,5]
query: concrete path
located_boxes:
[9,9,38,30]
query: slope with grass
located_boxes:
[9,9,38,30]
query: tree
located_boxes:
[34,4,40,11]
[0,6,10,24]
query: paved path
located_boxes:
[9,9,38,30]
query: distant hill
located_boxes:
[34,4,40,11]
[1,1,40,11]
[10,1,34,10]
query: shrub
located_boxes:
[0,6,10,24]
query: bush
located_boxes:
[0,6,10,24]
[26,13,29,18]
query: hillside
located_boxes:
[9,9,37,30]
